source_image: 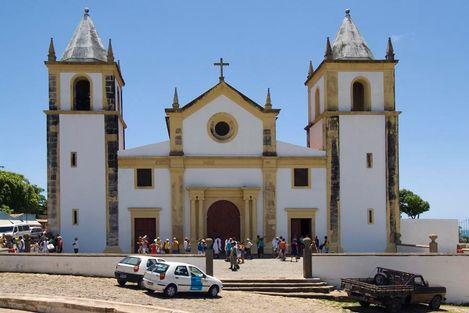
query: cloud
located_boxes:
[390,32,416,43]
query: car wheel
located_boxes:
[386,298,402,313]
[429,295,442,310]
[208,285,219,298]
[374,273,388,286]
[164,284,177,298]
[117,279,126,287]
[358,301,370,308]
[138,279,145,289]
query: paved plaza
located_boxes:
[0,259,468,313]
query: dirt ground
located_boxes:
[0,273,467,313]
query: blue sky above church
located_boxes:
[0,0,468,219]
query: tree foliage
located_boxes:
[399,189,430,219]
[0,170,46,216]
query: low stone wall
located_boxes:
[396,243,429,253]
[0,254,205,277]
[311,253,469,304]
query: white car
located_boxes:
[142,261,223,298]
[114,255,166,288]
[0,223,31,238]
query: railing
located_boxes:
[459,219,469,243]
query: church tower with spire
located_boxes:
[305,9,400,252]
[45,8,125,252]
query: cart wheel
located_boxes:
[386,298,402,313]
[429,295,442,310]
[359,301,370,307]
[374,273,388,285]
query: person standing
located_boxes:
[172,237,180,254]
[197,239,204,255]
[225,238,232,261]
[278,238,287,261]
[314,236,320,251]
[290,239,298,262]
[245,238,253,260]
[17,236,25,253]
[56,236,63,253]
[163,239,171,254]
[272,237,279,258]
[257,236,264,258]
[229,242,239,271]
[183,237,191,253]
[72,237,79,253]
[150,239,157,254]
[213,237,221,259]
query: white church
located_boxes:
[45,8,400,253]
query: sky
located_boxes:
[0,1,468,220]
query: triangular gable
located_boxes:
[166,80,280,119]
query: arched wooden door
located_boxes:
[207,200,240,242]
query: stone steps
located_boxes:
[221,278,336,294]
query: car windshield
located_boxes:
[151,263,169,273]
[0,226,13,233]
[119,257,141,266]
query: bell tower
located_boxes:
[305,9,399,252]
[45,8,125,252]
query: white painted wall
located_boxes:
[0,254,205,277]
[309,120,324,150]
[339,115,387,252]
[59,114,106,253]
[400,219,459,253]
[184,168,264,238]
[309,77,325,121]
[338,71,384,111]
[276,168,327,242]
[311,254,469,304]
[182,95,263,156]
[59,72,103,111]
[118,168,171,253]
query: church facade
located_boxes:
[45,9,400,253]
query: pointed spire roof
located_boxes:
[324,37,333,60]
[265,88,272,109]
[107,39,114,63]
[307,60,314,78]
[386,37,395,61]
[172,87,179,109]
[48,37,56,62]
[331,9,374,60]
[61,8,107,62]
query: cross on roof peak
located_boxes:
[213,58,229,82]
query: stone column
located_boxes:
[190,198,197,253]
[303,237,312,278]
[170,157,184,242]
[251,196,257,239]
[429,234,438,253]
[244,198,250,240]
[205,238,214,276]
[197,198,205,240]
[262,158,277,254]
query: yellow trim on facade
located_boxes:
[291,168,312,189]
[285,208,318,241]
[128,207,161,253]
[44,110,127,129]
[69,73,94,111]
[207,112,238,143]
[118,156,327,169]
[45,62,124,87]
[134,168,155,189]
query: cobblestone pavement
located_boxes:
[0,273,467,313]
[213,258,304,279]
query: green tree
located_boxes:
[0,170,46,216]
[399,189,430,219]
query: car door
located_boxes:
[189,266,209,292]
[411,276,431,303]
[173,265,191,292]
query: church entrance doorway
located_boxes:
[207,200,240,242]
[290,218,312,241]
[134,218,156,253]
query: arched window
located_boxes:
[74,78,91,111]
[352,81,365,111]
[315,89,320,118]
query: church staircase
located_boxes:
[221,278,336,294]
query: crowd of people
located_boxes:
[0,232,79,254]
[134,234,331,262]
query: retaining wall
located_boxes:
[311,253,469,304]
[0,254,205,277]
